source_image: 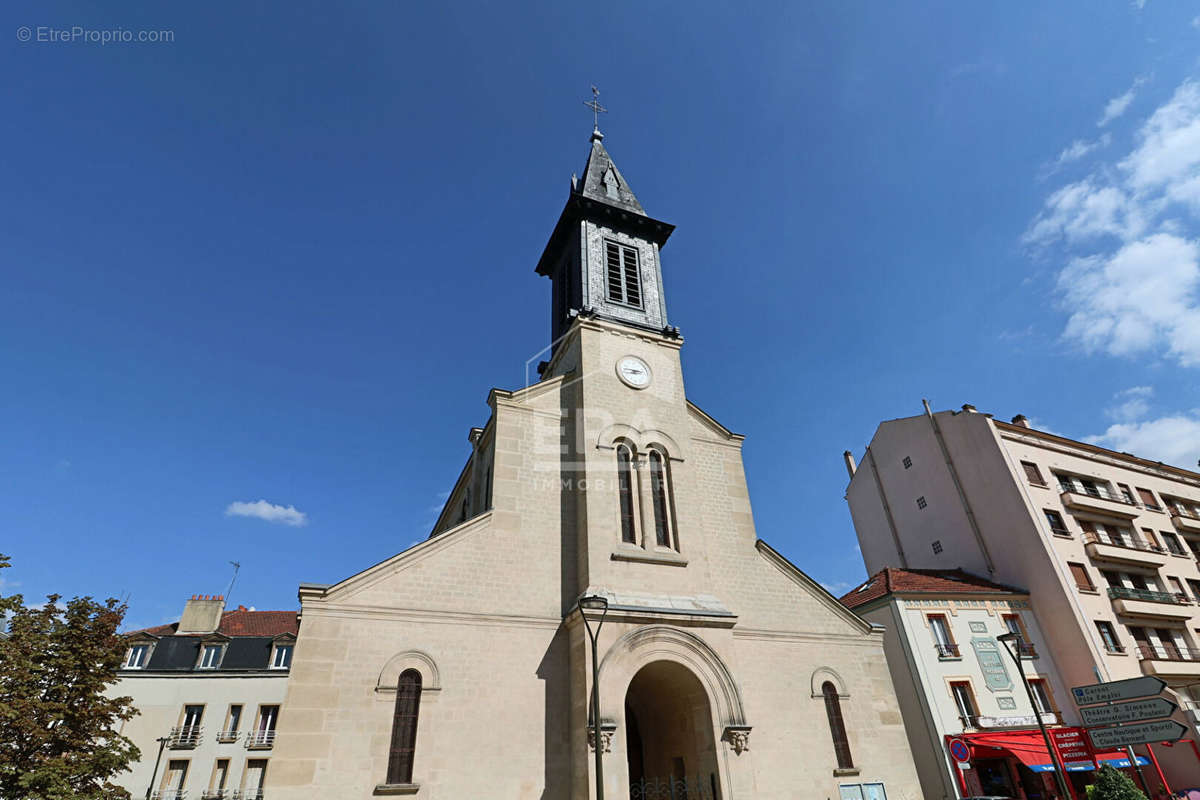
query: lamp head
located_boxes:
[997,632,1020,643]
[578,595,609,612]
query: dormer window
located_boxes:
[272,644,294,670]
[605,240,641,308]
[125,644,151,669]
[199,644,224,669]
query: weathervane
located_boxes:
[583,85,607,132]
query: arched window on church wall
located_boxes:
[617,444,636,544]
[822,680,853,769]
[649,450,672,549]
[387,669,422,784]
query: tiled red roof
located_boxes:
[839,568,1026,610]
[125,606,298,638]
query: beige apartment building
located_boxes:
[264,128,924,800]
[115,595,298,799]
[846,402,1200,793]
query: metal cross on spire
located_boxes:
[583,85,607,132]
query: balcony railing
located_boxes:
[1103,642,1127,654]
[1060,482,1137,505]
[1137,644,1200,662]
[960,714,981,729]
[167,726,203,749]
[1016,641,1039,659]
[935,643,961,659]
[200,791,231,800]
[234,791,265,800]
[151,792,187,800]
[1171,505,1200,521]
[1108,586,1190,605]
[245,729,276,749]
[1082,532,1163,554]
[215,729,241,743]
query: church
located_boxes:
[266,124,921,800]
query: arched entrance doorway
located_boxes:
[624,660,720,799]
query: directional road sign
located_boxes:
[1072,676,1166,706]
[1088,719,1187,749]
[1080,697,1178,728]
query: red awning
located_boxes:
[950,731,1148,772]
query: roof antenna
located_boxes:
[225,561,241,606]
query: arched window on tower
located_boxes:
[822,681,853,769]
[387,669,422,785]
[649,450,672,549]
[617,445,637,544]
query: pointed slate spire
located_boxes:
[576,129,646,215]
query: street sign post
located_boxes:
[1071,676,1166,706]
[1079,697,1178,728]
[1088,720,1187,749]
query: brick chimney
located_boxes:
[1011,414,1031,428]
[178,594,225,634]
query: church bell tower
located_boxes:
[535,128,679,350]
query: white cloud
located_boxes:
[820,580,854,596]
[1107,386,1154,422]
[1058,233,1200,363]
[1025,78,1200,366]
[225,499,308,527]
[1087,415,1200,470]
[1045,134,1112,175]
[1099,77,1147,127]
[1193,15,1200,29]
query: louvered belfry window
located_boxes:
[617,445,637,544]
[387,669,422,785]
[605,240,641,307]
[822,681,854,769]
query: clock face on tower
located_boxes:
[616,356,652,389]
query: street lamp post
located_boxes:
[144,735,170,800]
[578,594,610,800]
[998,632,1073,800]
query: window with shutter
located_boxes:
[1137,488,1160,510]
[1021,461,1045,485]
[387,670,422,785]
[1068,562,1094,590]
[822,682,854,769]
[604,240,642,307]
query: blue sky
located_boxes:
[4,1,1200,626]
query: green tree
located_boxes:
[1090,764,1148,800]
[0,554,140,799]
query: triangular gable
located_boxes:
[687,400,744,442]
[755,539,874,635]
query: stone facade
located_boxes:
[266,132,923,800]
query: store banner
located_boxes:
[1051,727,1097,771]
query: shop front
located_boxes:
[946,729,1151,800]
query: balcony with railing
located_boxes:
[1136,643,1200,678]
[1059,481,1140,519]
[245,729,276,750]
[1108,586,1194,620]
[215,729,241,744]
[200,791,231,800]
[167,726,203,749]
[1170,504,1200,535]
[1082,532,1168,568]
[935,643,961,660]
[150,792,187,800]
[235,791,264,800]
[1015,641,1039,659]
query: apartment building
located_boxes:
[114,595,298,799]
[839,567,1152,800]
[845,402,1200,792]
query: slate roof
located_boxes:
[838,568,1027,610]
[577,130,646,215]
[126,606,298,638]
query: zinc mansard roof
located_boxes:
[839,567,1027,611]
